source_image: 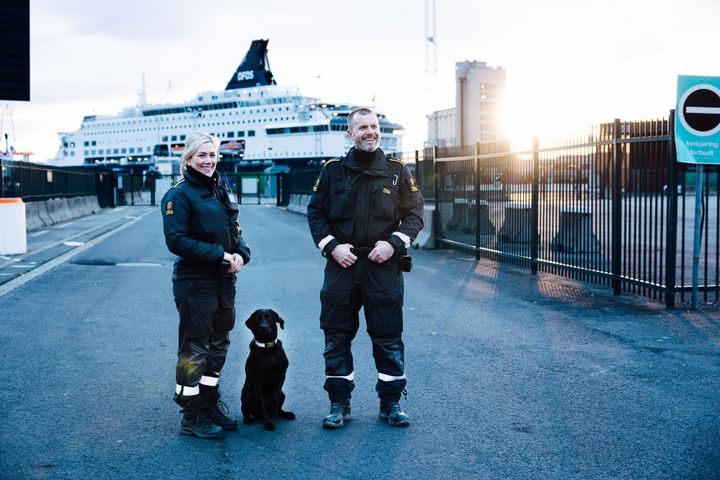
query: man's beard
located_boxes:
[355,136,379,152]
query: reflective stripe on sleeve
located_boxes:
[392,232,411,249]
[318,235,335,251]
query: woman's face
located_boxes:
[187,141,217,177]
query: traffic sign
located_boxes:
[675,75,720,164]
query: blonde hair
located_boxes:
[180,132,220,177]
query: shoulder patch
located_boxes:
[171,178,186,189]
[388,156,405,166]
[322,158,340,168]
[165,200,174,216]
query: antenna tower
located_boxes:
[424,0,438,104]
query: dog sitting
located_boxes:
[240,308,296,431]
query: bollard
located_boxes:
[498,203,533,243]
[551,208,600,253]
[0,198,27,254]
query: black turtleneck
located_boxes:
[353,148,379,170]
[185,165,219,189]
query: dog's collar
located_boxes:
[254,338,277,348]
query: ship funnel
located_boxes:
[225,39,277,90]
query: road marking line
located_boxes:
[29,230,49,237]
[116,262,162,267]
[63,241,85,247]
[0,208,155,297]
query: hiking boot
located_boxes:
[180,410,224,439]
[207,400,239,431]
[322,402,351,429]
[379,401,410,427]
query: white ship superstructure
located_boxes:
[53,40,403,169]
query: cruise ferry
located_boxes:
[52,39,404,171]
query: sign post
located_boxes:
[675,75,720,309]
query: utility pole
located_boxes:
[424,0,438,107]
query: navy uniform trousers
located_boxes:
[320,255,406,404]
[173,275,236,408]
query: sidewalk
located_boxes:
[0,205,718,479]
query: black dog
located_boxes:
[241,308,295,431]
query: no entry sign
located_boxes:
[676,75,720,164]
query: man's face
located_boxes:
[348,113,381,152]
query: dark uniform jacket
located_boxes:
[162,166,251,280]
[307,147,424,258]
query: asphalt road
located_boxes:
[1,205,718,479]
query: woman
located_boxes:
[161,132,251,439]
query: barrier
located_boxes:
[24,201,44,231]
[0,198,27,254]
[23,196,103,232]
[551,208,600,253]
[498,203,533,243]
[413,206,436,249]
[446,199,495,235]
[285,193,311,215]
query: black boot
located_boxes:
[379,401,410,427]
[322,402,351,429]
[200,385,239,431]
[180,407,224,439]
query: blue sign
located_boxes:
[675,75,720,164]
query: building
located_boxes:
[426,60,505,148]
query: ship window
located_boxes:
[180,135,186,140]
[129,148,135,153]
[248,130,255,137]
[91,150,96,155]
[121,148,127,153]
[171,135,177,141]
[113,149,119,154]
[84,141,89,146]
[227,132,235,138]
[162,136,168,142]
[237,131,244,137]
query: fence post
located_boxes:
[474,143,481,260]
[237,172,243,205]
[664,110,678,308]
[433,146,439,241]
[0,156,4,198]
[531,136,539,274]
[612,118,622,295]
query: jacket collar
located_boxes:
[343,147,388,174]
[185,165,219,190]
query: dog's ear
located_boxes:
[275,312,285,330]
[245,311,258,330]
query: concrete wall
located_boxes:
[25,196,101,232]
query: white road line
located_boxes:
[63,241,85,247]
[0,208,156,297]
[116,262,162,267]
[29,230,49,237]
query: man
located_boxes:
[307,107,424,428]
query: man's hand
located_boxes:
[368,240,394,264]
[223,252,244,273]
[331,243,357,268]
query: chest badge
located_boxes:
[382,187,391,195]
[165,201,174,216]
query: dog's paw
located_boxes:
[263,422,276,431]
[243,417,253,425]
[279,410,296,420]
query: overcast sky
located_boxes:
[4,0,720,162]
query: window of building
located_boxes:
[248,130,255,137]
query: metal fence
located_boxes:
[418,113,719,307]
[0,160,96,201]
